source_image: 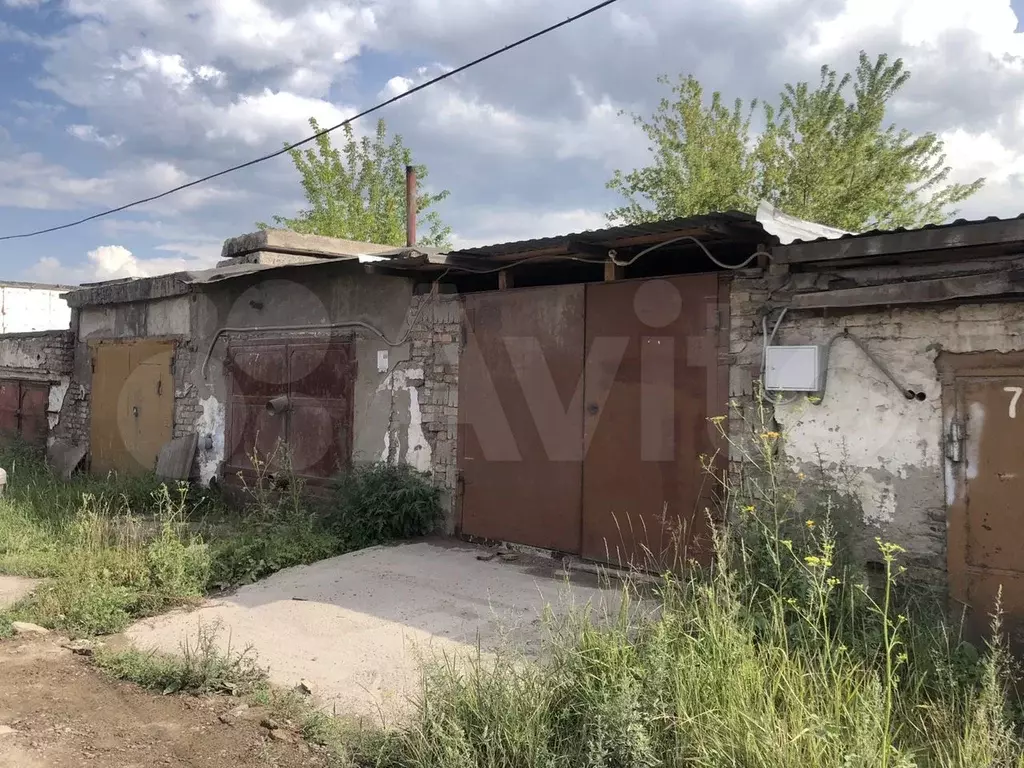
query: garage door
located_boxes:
[459,285,586,553]
[225,337,356,485]
[90,340,174,475]
[943,351,1024,649]
[458,275,725,567]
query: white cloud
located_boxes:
[206,90,352,146]
[0,151,237,213]
[803,0,1024,59]
[67,124,124,148]
[29,243,219,284]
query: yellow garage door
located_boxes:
[90,340,174,475]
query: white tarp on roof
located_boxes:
[756,200,852,245]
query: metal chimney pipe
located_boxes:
[405,165,417,247]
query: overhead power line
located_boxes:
[0,0,622,242]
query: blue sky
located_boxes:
[0,0,1022,284]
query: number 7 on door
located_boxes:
[1005,386,1023,418]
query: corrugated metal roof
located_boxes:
[451,211,764,258]
[784,213,1024,246]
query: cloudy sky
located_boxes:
[0,0,1022,284]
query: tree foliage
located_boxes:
[261,118,452,248]
[608,52,984,231]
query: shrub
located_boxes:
[206,524,341,590]
[327,463,443,549]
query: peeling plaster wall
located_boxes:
[730,273,1024,582]
[191,264,460,523]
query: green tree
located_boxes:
[261,118,452,248]
[608,52,984,232]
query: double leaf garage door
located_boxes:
[458,275,726,569]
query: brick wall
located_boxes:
[172,341,202,439]
[404,291,461,528]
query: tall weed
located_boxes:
[376,397,1024,768]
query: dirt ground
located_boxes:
[0,635,327,768]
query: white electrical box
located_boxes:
[764,345,826,391]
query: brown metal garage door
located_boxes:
[458,275,725,567]
[0,380,49,445]
[225,337,355,484]
[942,351,1024,648]
[582,275,722,568]
[459,285,586,553]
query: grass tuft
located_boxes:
[0,437,441,636]
[94,622,267,696]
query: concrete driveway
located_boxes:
[126,540,611,723]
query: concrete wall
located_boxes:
[185,263,460,522]
[729,264,1024,582]
[58,246,461,524]
[53,261,458,522]
[0,330,75,440]
[0,284,71,333]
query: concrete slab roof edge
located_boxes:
[221,229,400,261]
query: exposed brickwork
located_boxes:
[405,292,461,528]
[172,342,201,439]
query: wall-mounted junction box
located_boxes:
[764,345,827,391]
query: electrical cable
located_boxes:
[816,329,915,404]
[759,310,800,406]
[200,279,440,378]
[610,234,771,271]
[0,0,622,242]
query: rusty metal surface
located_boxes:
[225,338,355,483]
[580,275,721,569]
[459,285,586,553]
[19,384,48,444]
[0,382,20,439]
[0,381,47,444]
[958,374,1024,644]
[90,340,174,474]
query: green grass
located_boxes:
[94,621,267,695]
[359,399,1024,768]
[368,530,1023,768]
[0,440,443,637]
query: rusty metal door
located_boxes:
[90,340,174,474]
[225,338,355,484]
[0,380,49,444]
[581,275,723,569]
[944,353,1024,646]
[459,285,586,553]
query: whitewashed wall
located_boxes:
[0,285,71,333]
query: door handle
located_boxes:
[586,403,599,416]
[133,406,139,418]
